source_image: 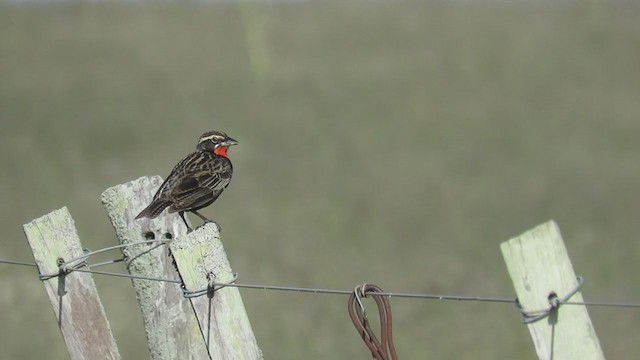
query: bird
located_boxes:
[135,130,238,231]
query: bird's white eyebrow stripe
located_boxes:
[199,135,220,142]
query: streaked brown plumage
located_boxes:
[136,131,238,230]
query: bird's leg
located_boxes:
[191,210,213,222]
[178,211,193,233]
[190,210,222,232]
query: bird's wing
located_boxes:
[168,157,233,212]
[152,152,197,201]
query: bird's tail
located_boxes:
[135,200,171,219]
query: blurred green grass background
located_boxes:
[1,1,639,359]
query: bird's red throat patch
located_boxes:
[214,146,229,157]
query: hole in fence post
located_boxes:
[144,231,155,240]
[164,232,173,240]
[548,292,560,308]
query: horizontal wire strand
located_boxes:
[0,259,38,267]
[69,267,182,284]
[2,257,639,308]
[564,301,640,308]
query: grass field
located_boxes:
[1,1,639,359]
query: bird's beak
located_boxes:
[223,137,239,146]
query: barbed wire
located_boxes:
[1,256,639,309]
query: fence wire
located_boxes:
[1,256,639,309]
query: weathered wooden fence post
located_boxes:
[101,176,209,359]
[170,224,262,359]
[23,207,121,360]
[501,221,604,360]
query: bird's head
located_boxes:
[196,131,238,157]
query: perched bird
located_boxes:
[135,131,238,231]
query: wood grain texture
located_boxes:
[23,207,121,360]
[170,224,262,360]
[101,176,209,360]
[501,221,604,360]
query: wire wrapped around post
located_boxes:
[347,284,398,360]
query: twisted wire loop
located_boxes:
[517,275,584,324]
[37,239,171,281]
[348,284,398,360]
[182,273,240,298]
[39,258,87,281]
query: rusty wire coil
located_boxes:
[348,283,398,360]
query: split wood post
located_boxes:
[501,221,604,360]
[23,207,121,360]
[101,176,209,360]
[169,224,262,359]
